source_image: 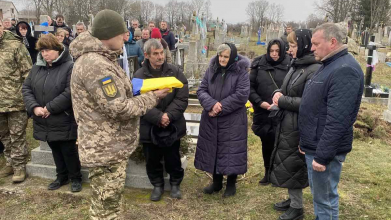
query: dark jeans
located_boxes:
[143,140,184,187]
[48,140,82,181]
[261,134,274,169]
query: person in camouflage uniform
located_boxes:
[69,10,169,220]
[0,18,32,183]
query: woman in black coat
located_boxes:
[15,21,38,64]
[269,29,321,220]
[195,43,250,198]
[22,34,82,192]
[249,39,290,185]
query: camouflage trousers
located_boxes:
[0,111,28,169]
[89,159,128,220]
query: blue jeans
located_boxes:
[305,153,346,220]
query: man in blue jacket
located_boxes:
[160,21,176,51]
[299,23,364,220]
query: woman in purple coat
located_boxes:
[195,43,250,198]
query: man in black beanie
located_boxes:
[69,9,169,219]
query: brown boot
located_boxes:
[0,166,14,178]
[12,168,26,183]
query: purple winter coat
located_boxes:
[194,55,250,175]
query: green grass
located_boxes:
[1,102,391,219]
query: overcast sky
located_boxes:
[154,0,320,24]
[14,0,321,24]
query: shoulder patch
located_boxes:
[99,76,120,100]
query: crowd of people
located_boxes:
[0,9,365,220]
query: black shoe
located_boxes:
[223,175,237,198]
[274,198,291,211]
[278,207,304,220]
[203,174,223,194]
[150,186,164,201]
[71,180,82,192]
[259,170,270,185]
[170,185,182,199]
[48,178,70,190]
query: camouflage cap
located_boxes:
[91,9,127,40]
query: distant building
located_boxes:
[0,0,18,20]
[18,13,37,23]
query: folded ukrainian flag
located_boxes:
[132,77,184,96]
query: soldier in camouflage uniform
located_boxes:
[69,10,169,220]
[0,18,32,183]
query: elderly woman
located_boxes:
[249,39,290,185]
[22,33,82,192]
[268,29,321,220]
[195,43,250,198]
[16,21,38,64]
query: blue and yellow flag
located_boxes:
[132,77,184,96]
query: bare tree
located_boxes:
[203,0,212,21]
[165,0,179,26]
[246,0,269,29]
[315,0,358,23]
[140,0,155,25]
[306,13,325,28]
[154,4,165,25]
[191,0,204,16]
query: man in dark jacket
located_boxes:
[299,23,364,220]
[160,21,176,51]
[280,25,292,52]
[53,14,72,36]
[134,39,189,202]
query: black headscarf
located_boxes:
[295,29,313,58]
[266,39,286,66]
[211,43,238,84]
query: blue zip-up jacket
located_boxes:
[299,46,364,165]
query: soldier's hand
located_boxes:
[34,107,45,117]
[153,88,170,99]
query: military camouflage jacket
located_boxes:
[0,30,32,112]
[70,31,159,167]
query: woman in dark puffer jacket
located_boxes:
[249,38,290,185]
[22,34,82,193]
[269,29,321,220]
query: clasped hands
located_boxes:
[160,113,170,128]
[34,106,51,118]
[261,92,284,111]
[209,102,222,117]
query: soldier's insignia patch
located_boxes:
[100,76,120,100]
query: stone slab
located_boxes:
[186,125,199,137]
[40,141,51,151]
[27,156,188,191]
[184,113,201,123]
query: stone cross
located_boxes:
[34,15,55,38]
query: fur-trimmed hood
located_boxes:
[209,54,250,74]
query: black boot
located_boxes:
[278,207,304,220]
[223,175,237,198]
[259,168,270,185]
[274,198,291,211]
[203,173,223,194]
[150,186,164,201]
[170,185,182,199]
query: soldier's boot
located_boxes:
[12,168,26,183]
[150,186,164,201]
[0,166,14,178]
